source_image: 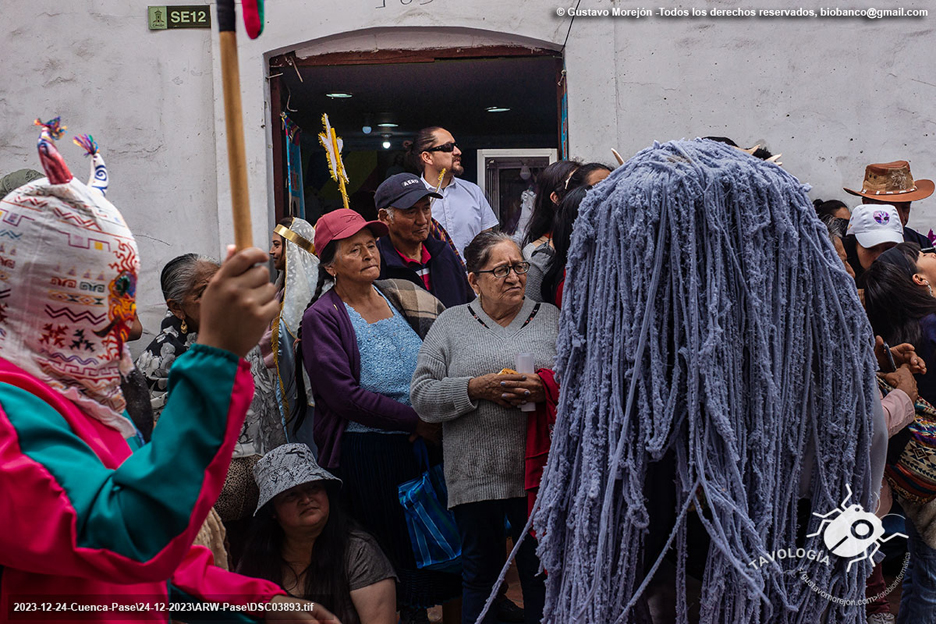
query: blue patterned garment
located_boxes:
[344,291,423,434]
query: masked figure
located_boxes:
[0,119,292,616]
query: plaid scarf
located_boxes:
[374,278,445,339]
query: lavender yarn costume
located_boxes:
[531,140,880,623]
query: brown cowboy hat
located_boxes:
[844,160,934,202]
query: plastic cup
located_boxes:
[516,353,536,412]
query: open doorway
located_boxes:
[269,47,563,237]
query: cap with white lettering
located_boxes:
[375,173,442,210]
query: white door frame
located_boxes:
[476,148,558,198]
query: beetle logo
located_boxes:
[807,484,906,572]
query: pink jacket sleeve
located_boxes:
[880,388,915,438]
[171,546,286,615]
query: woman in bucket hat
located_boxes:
[239,443,398,624]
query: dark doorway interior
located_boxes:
[271,50,562,224]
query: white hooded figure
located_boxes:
[267,217,321,454]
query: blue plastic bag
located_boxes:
[398,439,462,573]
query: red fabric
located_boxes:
[242,0,263,39]
[0,356,284,618]
[525,368,560,515]
[555,270,566,309]
[865,561,890,615]
[172,546,288,613]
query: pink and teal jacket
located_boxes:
[0,344,286,621]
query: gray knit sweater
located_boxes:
[410,297,559,508]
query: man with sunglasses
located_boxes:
[375,173,475,308]
[416,127,499,259]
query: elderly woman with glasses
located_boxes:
[411,230,560,624]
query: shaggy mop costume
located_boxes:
[533,139,886,623]
[0,120,285,619]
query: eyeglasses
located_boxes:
[424,142,458,153]
[474,262,531,279]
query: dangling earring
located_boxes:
[180,319,188,334]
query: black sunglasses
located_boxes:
[424,142,458,153]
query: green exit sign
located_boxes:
[148,6,211,30]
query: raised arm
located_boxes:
[0,344,251,583]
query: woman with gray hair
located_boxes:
[411,230,560,624]
[137,252,219,415]
[138,253,285,453]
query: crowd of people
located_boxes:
[1,120,935,624]
[816,160,936,624]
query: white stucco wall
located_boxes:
[563,0,936,231]
[2,0,935,348]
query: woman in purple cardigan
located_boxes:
[299,209,460,624]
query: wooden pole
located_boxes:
[218,1,253,249]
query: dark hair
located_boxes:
[524,160,581,246]
[542,187,588,304]
[566,163,612,192]
[704,136,739,147]
[237,485,360,624]
[293,240,337,435]
[814,199,849,221]
[703,137,775,160]
[464,230,516,273]
[278,216,295,228]
[886,242,925,270]
[159,253,218,303]
[406,126,443,172]
[842,235,864,280]
[861,242,936,349]
[309,241,337,307]
[749,145,775,161]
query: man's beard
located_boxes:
[451,160,464,176]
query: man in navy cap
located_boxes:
[376,173,474,308]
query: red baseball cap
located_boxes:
[313,209,389,257]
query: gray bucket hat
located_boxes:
[252,443,341,515]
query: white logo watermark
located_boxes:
[748,484,909,605]
[808,484,905,572]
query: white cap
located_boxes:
[846,204,903,249]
